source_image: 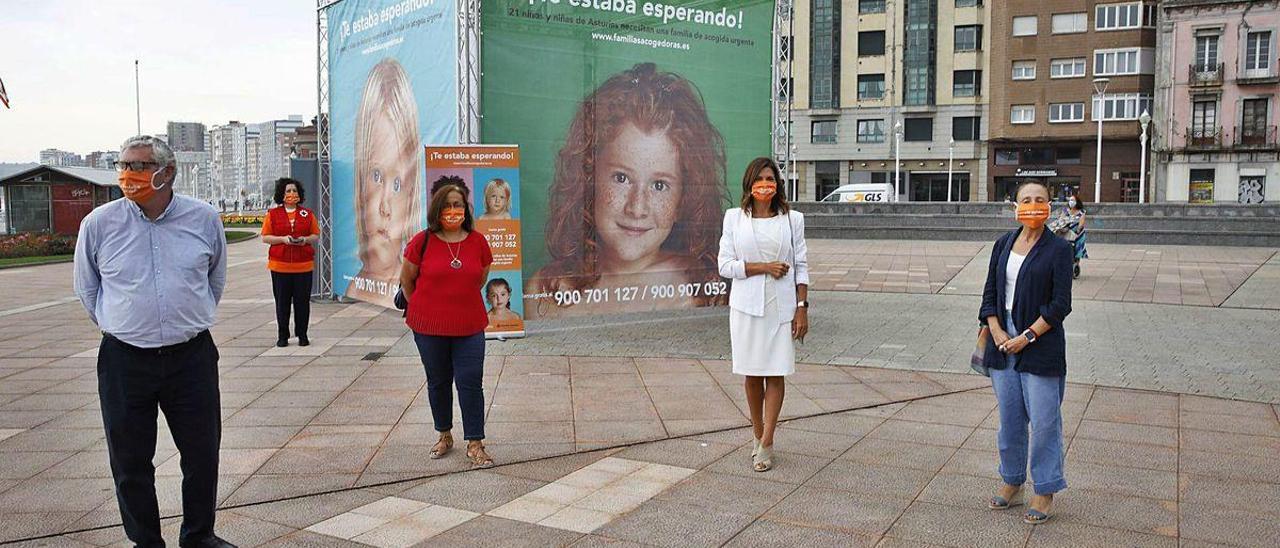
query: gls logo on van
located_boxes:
[843,192,885,202]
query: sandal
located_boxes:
[753,444,773,472]
[467,442,494,468]
[1024,494,1052,524]
[989,485,1023,510]
[429,433,453,460]
[751,436,762,458]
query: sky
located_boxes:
[0,0,318,163]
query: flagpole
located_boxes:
[134,60,141,135]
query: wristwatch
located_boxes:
[1022,329,1037,344]
[796,300,810,309]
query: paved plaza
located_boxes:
[1,238,1278,546]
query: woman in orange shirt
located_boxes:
[261,178,320,347]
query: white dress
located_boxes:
[729,215,796,376]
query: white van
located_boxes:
[820,183,894,203]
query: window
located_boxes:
[1012,61,1036,80]
[955,25,982,51]
[1241,99,1270,144]
[810,0,840,109]
[1023,147,1054,164]
[1050,57,1087,78]
[859,31,885,56]
[1095,48,1153,76]
[1013,16,1037,36]
[953,70,981,97]
[1049,103,1085,123]
[1191,101,1217,135]
[1096,2,1144,31]
[1052,13,1087,34]
[1011,105,1036,124]
[1189,168,1215,204]
[811,120,837,143]
[857,119,886,143]
[956,0,982,7]
[953,116,980,141]
[859,0,885,13]
[1245,31,1273,73]
[816,161,841,200]
[1093,93,1154,121]
[1057,147,1082,164]
[995,149,1020,165]
[1195,35,1219,70]
[858,74,886,100]
[903,118,933,141]
[8,185,51,233]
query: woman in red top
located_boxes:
[400,183,495,467]
[261,178,320,347]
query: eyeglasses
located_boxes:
[113,161,160,172]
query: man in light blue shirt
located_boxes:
[74,135,235,548]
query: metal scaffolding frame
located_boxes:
[772,0,796,201]
[457,0,482,144]
[315,0,338,299]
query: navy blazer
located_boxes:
[978,227,1073,376]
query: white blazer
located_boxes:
[717,208,810,321]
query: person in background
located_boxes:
[74,135,234,548]
[400,183,496,468]
[979,180,1074,524]
[717,156,810,473]
[261,178,320,347]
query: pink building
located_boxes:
[1154,0,1279,203]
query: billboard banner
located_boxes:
[327,0,459,307]
[480,0,775,320]
[425,144,527,339]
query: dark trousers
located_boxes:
[412,332,486,440]
[270,271,312,340]
[98,331,222,548]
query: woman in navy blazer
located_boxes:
[979,180,1073,524]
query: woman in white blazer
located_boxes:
[717,156,810,472]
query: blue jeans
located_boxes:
[413,332,486,440]
[991,316,1067,495]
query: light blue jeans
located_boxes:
[991,316,1067,495]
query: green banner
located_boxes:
[481,0,775,320]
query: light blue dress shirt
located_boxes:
[74,195,227,348]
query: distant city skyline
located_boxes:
[0,0,317,163]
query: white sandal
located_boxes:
[753,444,773,472]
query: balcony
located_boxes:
[1236,125,1278,149]
[1185,127,1225,150]
[1238,68,1280,85]
[1189,63,1224,87]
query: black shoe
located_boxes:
[181,535,238,548]
[298,336,310,347]
[276,339,288,347]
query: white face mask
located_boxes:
[1068,199,1078,208]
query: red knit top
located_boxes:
[403,230,493,336]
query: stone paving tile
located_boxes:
[1180,502,1280,547]
[595,498,756,548]
[1065,461,1178,501]
[725,517,879,547]
[396,470,545,513]
[421,515,584,547]
[1027,521,1177,547]
[866,419,975,448]
[886,501,1030,547]
[766,485,913,537]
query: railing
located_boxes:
[1236,125,1278,148]
[1188,63,1224,86]
[1185,127,1224,149]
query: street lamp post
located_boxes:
[1092,77,1110,203]
[894,121,903,202]
[790,144,798,202]
[1138,110,1151,204]
[947,138,955,202]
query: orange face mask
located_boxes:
[118,169,165,204]
[284,191,300,205]
[751,181,777,201]
[1016,202,1051,229]
[441,207,465,230]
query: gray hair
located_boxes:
[119,135,176,167]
